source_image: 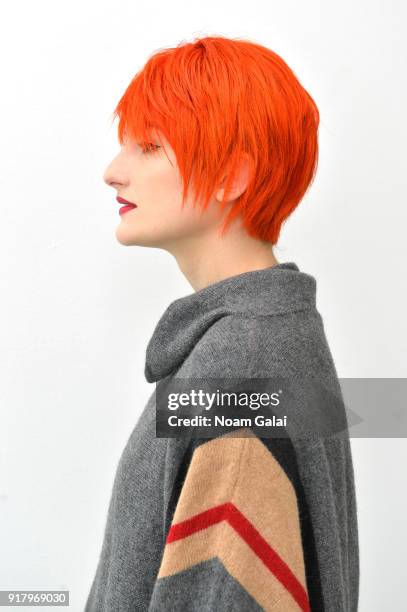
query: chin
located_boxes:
[115,225,142,246]
[115,226,171,248]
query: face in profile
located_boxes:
[103,129,231,250]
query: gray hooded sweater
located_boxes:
[84,261,359,611]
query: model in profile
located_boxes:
[85,34,359,612]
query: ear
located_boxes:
[215,153,252,203]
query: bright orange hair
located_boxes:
[111,35,320,244]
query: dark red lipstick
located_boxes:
[116,196,138,216]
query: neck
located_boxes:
[166,224,280,292]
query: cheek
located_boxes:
[133,159,217,236]
[141,163,183,212]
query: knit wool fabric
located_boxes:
[84,262,359,611]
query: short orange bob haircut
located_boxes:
[111,35,320,244]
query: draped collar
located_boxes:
[144,262,317,382]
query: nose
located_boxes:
[104,176,122,189]
[103,165,120,188]
[103,153,127,188]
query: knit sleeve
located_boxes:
[148,428,317,612]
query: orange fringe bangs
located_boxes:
[111,35,320,244]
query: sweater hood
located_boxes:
[144,261,317,383]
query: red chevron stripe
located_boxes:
[167,501,310,612]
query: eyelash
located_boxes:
[138,142,161,154]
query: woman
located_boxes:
[85,35,359,611]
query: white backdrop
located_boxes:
[0,1,406,610]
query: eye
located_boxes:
[138,142,161,154]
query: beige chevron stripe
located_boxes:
[158,429,308,609]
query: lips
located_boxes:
[116,196,138,207]
[119,205,137,216]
